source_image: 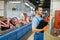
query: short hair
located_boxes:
[35,6,42,11]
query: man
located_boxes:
[32,6,48,40]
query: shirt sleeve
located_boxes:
[32,17,38,27]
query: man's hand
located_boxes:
[32,26,43,32]
[43,25,48,31]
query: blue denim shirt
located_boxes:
[32,15,43,27]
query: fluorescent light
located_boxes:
[38,4,43,6]
[40,1,44,3]
[36,1,39,3]
[9,1,21,3]
[25,2,30,6]
[25,2,35,10]
[33,8,35,10]
[40,0,44,2]
[30,6,33,9]
[30,6,35,10]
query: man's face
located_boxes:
[37,7,43,15]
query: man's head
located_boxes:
[35,6,43,15]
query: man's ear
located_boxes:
[35,10,38,13]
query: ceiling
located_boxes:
[0,0,50,8]
[29,0,51,8]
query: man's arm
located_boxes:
[32,17,44,32]
[32,25,43,32]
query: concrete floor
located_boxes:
[19,27,60,40]
[44,31,60,40]
[27,30,60,40]
[27,33,34,40]
[19,30,33,40]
